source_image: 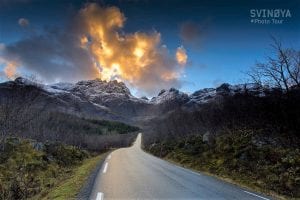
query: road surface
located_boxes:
[90,133,272,200]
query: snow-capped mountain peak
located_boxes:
[73,79,131,95]
[150,87,189,104]
[2,77,269,123]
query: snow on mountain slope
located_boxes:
[150,88,189,104]
[187,83,265,105]
[12,77,268,107]
[47,79,146,103]
[13,77,267,105]
[3,77,268,122]
[49,82,75,91]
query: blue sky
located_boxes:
[0,0,299,95]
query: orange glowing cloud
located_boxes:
[4,62,17,79]
[0,3,188,96]
[176,46,187,65]
[0,46,18,79]
[77,3,188,95]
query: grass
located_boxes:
[39,153,106,200]
[0,138,92,200]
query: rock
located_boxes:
[31,141,44,151]
[203,131,214,144]
[216,83,231,95]
[158,89,166,96]
[251,135,279,147]
[169,88,178,93]
[140,96,149,100]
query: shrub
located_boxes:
[0,138,89,200]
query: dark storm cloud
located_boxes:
[179,20,210,49]
[1,3,188,96]
[1,27,99,83]
[180,22,201,44]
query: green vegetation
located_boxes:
[87,119,140,135]
[0,138,90,200]
[0,113,138,200]
[147,131,300,199]
[0,103,138,199]
[43,112,139,136]
[39,154,106,200]
[16,112,139,152]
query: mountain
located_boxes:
[2,77,298,200]
[0,77,124,122]
[48,79,150,120]
[0,77,267,125]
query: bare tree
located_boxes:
[248,37,300,91]
[0,77,48,148]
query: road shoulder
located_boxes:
[76,153,109,200]
[154,152,287,200]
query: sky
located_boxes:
[0,0,299,96]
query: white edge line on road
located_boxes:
[107,154,111,159]
[244,191,270,200]
[102,162,108,173]
[96,192,104,200]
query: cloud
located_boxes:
[0,27,99,82]
[4,62,17,79]
[179,21,209,49]
[18,18,29,27]
[77,4,188,95]
[0,44,18,79]
[176,46,187,65]
[0,3,188,96]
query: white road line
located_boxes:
[244,191,270,200]
[96,192,104,200]
[107,154,111,160]
[102,162,108,173]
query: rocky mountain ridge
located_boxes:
[0,77,267,124]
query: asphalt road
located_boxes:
[90,133,272,200]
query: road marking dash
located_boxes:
[96,192,104,200]
[244,191,270,200]
[102,162,108,173]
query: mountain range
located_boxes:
[0,77,266,125]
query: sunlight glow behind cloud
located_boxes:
[77,3,188,95]
[176,46,187,65]
[0,3,188,96]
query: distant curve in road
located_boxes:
[90,133,272,200]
